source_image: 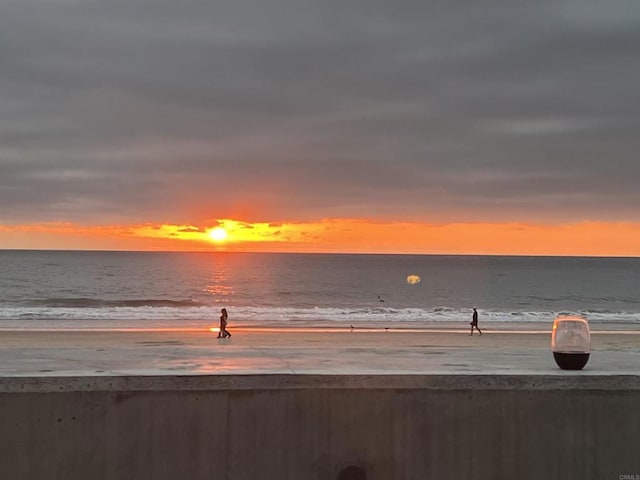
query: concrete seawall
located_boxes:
[2,375,639,480]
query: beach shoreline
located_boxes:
[1,326,639,377]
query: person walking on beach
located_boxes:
[470,307,482,335]
[218,308,231,338]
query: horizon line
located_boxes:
[1,248,639,259]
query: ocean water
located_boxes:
[1,250,640,330]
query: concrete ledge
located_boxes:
[2,373,640,393]
[2,374,639,479]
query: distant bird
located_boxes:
[378,295,385,303]
[350,325,354,332]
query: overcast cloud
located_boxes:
[1,0,639,225]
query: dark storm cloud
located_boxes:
[1,0,639,224]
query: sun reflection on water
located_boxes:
[205,265,234,300]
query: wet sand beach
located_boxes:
[1,325,639,376]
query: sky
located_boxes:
[1,0,640,254]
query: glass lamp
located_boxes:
[551,315,591,370]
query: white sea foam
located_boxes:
[0,305,638,331]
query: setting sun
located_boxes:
[209,227,228,242]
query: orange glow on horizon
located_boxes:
[2,218,640,257]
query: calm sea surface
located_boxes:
[1,250,640,330]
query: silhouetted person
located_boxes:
[470,307,482,335]
[218,308,231,338]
